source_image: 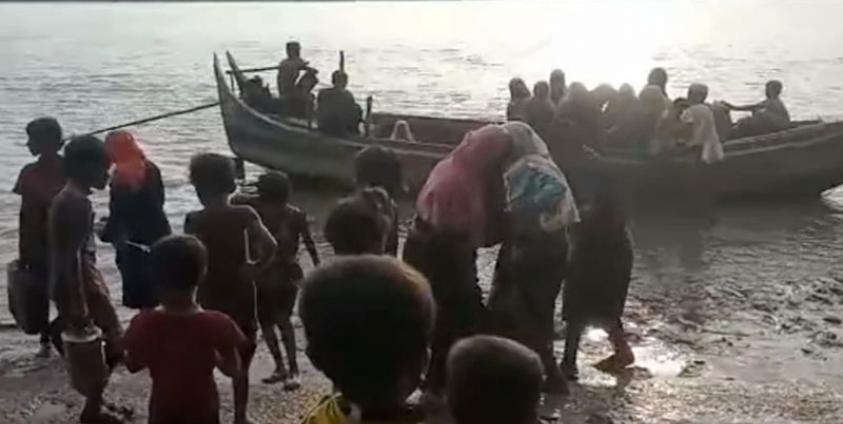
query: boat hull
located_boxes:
[215,54,843,200]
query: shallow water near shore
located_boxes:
[2,1,843,422]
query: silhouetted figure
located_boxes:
[101,130,171,310]
[506,77,531,121]
[549,69,567,106]
[647,67,669,97]
[723,80,791,138]
[317,70,363,136]
[523,81,555,135]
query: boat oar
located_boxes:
[339,50,345,73]
[67,101,219,140]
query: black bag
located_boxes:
[7,260,49,335]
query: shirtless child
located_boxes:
[233,171,320,389]
[185,153,277,424]
[48,136,123,424]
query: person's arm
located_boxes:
[245,208,277,273]
[54,200,92,330]
[723,100,763,112]
[122,315,148,373]
[215,347,242,378]
[299,212,320,266]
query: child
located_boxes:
[14,117,66,357]
[233,171,319,389]
[184,153,277,424]
[48,135,123,424]
[353,146,403,255]
[561,179,634,379]
[123,235,246,424]
[324,187,392,256]
[446,335,544,424]
[299,256,434,424]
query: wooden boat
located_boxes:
[215,52,843,199]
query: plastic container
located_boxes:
[62,327,108,398]
[6,260,49,335]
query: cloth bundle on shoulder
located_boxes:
[503,154,579,236]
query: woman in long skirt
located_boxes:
[100,130,171,309]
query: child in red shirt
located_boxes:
[123,235,246,424]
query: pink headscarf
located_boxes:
[104,130,147,191]
[416,124,512,247]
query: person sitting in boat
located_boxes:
[603,83,637,129]
[241,76,275,114]
[678,83,724,164]
[507,78,531,122]
[524,81,555,136]
[607,85,667,153]
[549,69,566,106]
[591,83,617,113]
[647,67,670,99]
[722,80,791,138]
[317,70,363,136]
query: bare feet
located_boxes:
[283,373,301,391]
[261,370,287,385]
[593,352,634,374]
[35,343,51,359]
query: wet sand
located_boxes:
[2,235,843,423]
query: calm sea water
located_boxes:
[2,0,843,323]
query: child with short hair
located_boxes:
[446,335,544,424]
[14,117,65,357]
[123,235,246,424]
[233,171,319,389]
[299,256,434,424]
[353,146,403,255]
[184,153,277,424]
[324,187,392,256]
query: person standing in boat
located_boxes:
[523,81,555,138]
[317,70,363,136]
[49,136,125,424]
[99,130,171,310]
[722,80,791,138]
[13,117,65,358]
[647,67,670,99]
[679,83,724,164]
[277,41,312,98]
[549,69,567,106]
[506,78,531,122]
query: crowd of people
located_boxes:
[508,67,792,167]
[9,65,793,424]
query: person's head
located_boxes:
[672,97,690,114]
[151,235,208,305]
[532,81,550,99]
[687,83,709,104]
[446,336,544,424]
[618,83,636,102]
[592,83,618,109]
[189,153,237,204]
[300,256,434,409]
[286,41,301,59]
[324,189,390,255]
[256,171,291,203]
[354,145,404,197]
[549,69,566,99]
[332,70,349,89]
[765,80,783,99]
[647,67,668,93]
[25,117,63,157]
[509,78,531,101]
[105,130,147,190]
[65,135,110,190]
